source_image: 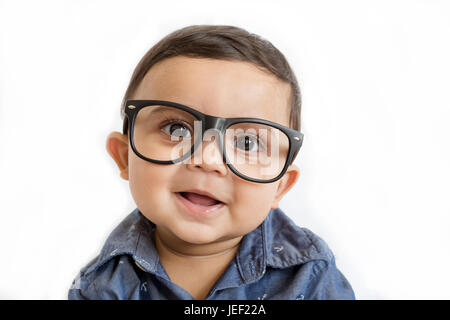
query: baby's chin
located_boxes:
[168,220,227,245]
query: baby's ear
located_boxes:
[271,164,300,209]
[106,132,129,180]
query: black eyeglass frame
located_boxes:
[123,100,304,183]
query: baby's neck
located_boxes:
[154,229,242,299]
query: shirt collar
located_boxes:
[83,208,158,277]
[236,207,334,284]
[84,207,333,282]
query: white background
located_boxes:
[1,0,449,299]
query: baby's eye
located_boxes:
[161,121,192,138]
[234,134,262,152]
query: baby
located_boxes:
[68,25,355,300]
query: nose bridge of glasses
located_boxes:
[197,115,226,148]
[203,115,226,133]
[191,115,226,162]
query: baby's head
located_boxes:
[107,25,303,249]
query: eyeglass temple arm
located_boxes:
[123,116,128,135]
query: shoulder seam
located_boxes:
[302,227,320,255]
[301,227,335,262]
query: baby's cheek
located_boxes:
[230,188,276,232]
[128,162,173,216]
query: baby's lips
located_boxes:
[176,188,226,204]
[180,192,220,206]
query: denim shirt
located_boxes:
[68,207,355,300]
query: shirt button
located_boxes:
[135,260,147,272]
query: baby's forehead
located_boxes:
[133,56,292,126]
[168,95,288,123]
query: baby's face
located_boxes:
[108,56,300,245]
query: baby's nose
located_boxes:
[186,131,227,175]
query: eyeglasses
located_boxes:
[123,100,304,183]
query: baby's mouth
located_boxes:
[177,192,223,207]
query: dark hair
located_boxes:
[121,24,301,135]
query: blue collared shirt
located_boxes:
[68,207,355,300]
